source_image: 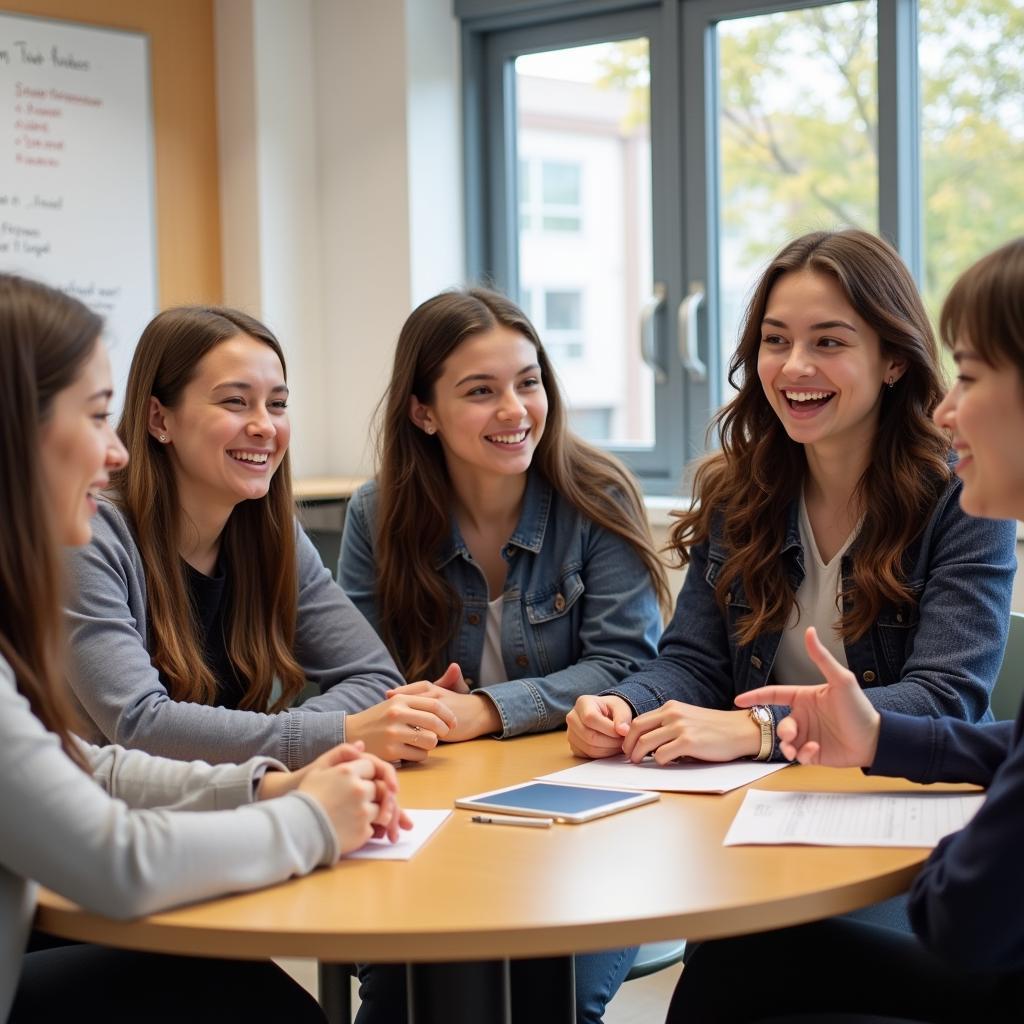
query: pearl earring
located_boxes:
[425,426,436,436]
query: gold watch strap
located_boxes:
[751,705,773,761]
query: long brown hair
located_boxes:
[0,274,99,765]
[373,287,670,681]
[113,307,303,711]
[671,230,950,645]
[941,237,1024,374]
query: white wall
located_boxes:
[215,0,464,479]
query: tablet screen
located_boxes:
[456,781,658,822]
[476,783,637,813]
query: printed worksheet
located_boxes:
[539,756,789,794]
[348,809,451,860]
[723,790,985,847]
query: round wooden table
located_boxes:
[36,732,964,1021]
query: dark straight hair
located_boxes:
[0,273,100,766]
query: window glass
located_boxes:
[919,0,1024,317]
[515,40,654,446]
[716,2,878,393]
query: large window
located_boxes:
[461,0,1024,492]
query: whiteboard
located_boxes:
[0,12,156,399]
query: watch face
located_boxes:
[753,707,771,724]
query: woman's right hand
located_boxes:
[345,694,457,762]
[296,744,411,854]
[734,626,881,767]
[566,694,634,759]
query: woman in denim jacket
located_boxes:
[567,230,1015,767]
[338,287,669,1024]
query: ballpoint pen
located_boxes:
[470,814,554,828]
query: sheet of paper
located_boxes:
[723,790,985,847]
[347,809,451,861]
[538,756,789,794]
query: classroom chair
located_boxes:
[992,611,1024,721]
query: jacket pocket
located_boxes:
[875,602,920,677]
[525,570,584,625]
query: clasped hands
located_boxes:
[567,627,882,768]
[257,741,412,855]
[346,662,502,762]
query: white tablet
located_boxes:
[455,781,659,824]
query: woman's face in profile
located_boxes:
[39,340,128,546]
[934,340,1024,521]
[150,333,291,514]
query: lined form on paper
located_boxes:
[724,790,985,847]
[347,809,451,861]
[539,756,789,794]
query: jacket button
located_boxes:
[863,670,876,683]
[750,656,762,670]
[467,613,480,625]
[724,593,732,605]
[896,612,904,623]
[553,593,566,612]
[516,655,529,667]
[505,545,516,558]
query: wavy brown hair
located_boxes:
[670,230,950,645]
[112,307,303,711]
[372,287,670,681]
[0,274,99,766]
[940,236,1024,375]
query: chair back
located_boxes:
[992,611,1024,721]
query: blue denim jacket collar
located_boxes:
[433,471,552,570]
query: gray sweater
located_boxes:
[65,500,405,770]
[0,652,338,1020]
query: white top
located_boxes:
[478,595,508,685]
[0,652,339,1018]
[773,495,859,686]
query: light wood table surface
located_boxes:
[36,731,970,964]
[293,476,367,504]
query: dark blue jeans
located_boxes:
[356,945,638,1024]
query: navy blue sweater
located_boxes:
[871,708,1024,979]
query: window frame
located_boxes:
[460,0,922,494]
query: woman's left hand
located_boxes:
[622,702,762,764]
[387,663,501,742]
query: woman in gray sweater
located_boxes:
[65,305,459,770]
[1,273,407,1020]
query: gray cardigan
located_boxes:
[65,500,405,770]
[0,653,338,1020]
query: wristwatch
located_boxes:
[749,705,773,761]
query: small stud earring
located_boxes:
[886,377,896,389]
[158,434,168,443]
[425,426,436,436]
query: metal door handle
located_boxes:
[640,282,667,384]
[678,283,706,382]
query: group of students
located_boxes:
[1,226,1022,1023]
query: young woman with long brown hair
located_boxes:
[337,286,669,1023]
[65,306,459,769]
[667,237,1024,1023]
[0,273,407,1021]
[567,229,1015,767]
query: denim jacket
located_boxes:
[608,474,1017,760]
[339,473,662,737]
